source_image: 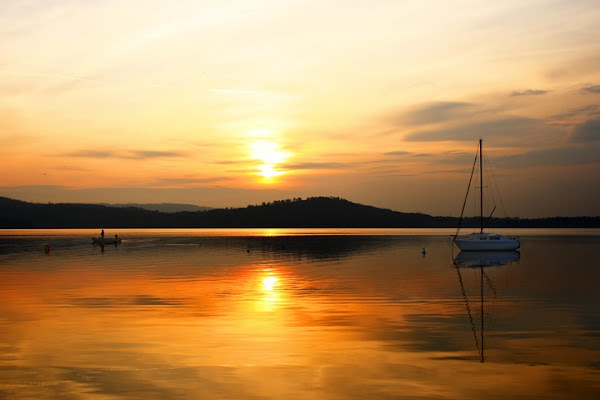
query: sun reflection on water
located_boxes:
[262,276,278,291]
[258,270,282,311]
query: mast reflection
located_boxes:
[453,251,520,362]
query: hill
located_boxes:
[0,196,598,228]
[101,203,212,213]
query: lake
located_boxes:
[1,228,599,399]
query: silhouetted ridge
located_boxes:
[200,197,436,228]
[101,203,212,213]
[0,196,598,228]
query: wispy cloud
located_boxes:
[151,177,226,186]
[551,104,599,121]
[65,149,185,160]
[395,102,475,126]
[582,85,600,94]
[128,150,183,159]
[383,151,412,157]
[570,119,600,143]
[67,150,114,158]
[404,117,545,143]
[496,144,600,168]
[510,89,548,96]
[284,162,348,170]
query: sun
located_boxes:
[258,164,281,179]
[250,140,287,164]
[249,137,289,181]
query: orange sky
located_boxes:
[1,0,599,217]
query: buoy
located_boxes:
[45,245,51,254]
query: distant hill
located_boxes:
[0,196,598,228]
[101,203,212,213]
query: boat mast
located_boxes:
[479,138,483,234]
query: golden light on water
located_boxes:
[262,276,278,291]
[258,270,282,312]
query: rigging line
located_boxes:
[483,271,498,322]
[481,147,496,212]
[483,147,509,218]
[482,205,497,231]
[455,143,479,238]
[484,271,498,297]
[483,270,498,358]
[455,266,481,360]
[480,266,485,363]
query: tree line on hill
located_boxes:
[0,196,598,229]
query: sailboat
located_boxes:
[453,139,520,251]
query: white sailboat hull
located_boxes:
[454,233,520,251]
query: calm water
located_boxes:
[0,228,599,399]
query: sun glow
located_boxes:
[258,164,281,179]
[249,136,289,181]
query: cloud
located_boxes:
[404,117,543,143]
[215,159,246,165]
[509,89,548,96]
[382,151,434,158]
[0,184,69,192]
[570,119,600,142]
[127,150,184,159]
[152,177,226,186]
[395,102,475,126]
[66,150,115,158]
[495,144,600,168]
[582,85,600,94]
[551,104,599,122]
[65,149,185,159]
[283,162,348,170]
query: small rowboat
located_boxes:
[92,237,122,245]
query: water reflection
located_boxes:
[1,230,599,399]
[453,251,520,268]
[453,251,520,363]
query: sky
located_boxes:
[1,0,599,218]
